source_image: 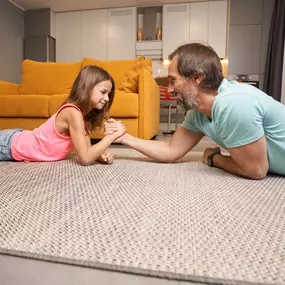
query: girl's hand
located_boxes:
[97,151,115,164]
[104,118,118,135]
[104,118,126,139]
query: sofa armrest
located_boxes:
[138,69,160,139]
[0,80,20,95]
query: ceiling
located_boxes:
[10,0,214,12]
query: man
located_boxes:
[105,43,285,180]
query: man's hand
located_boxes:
[104,118,126,142]
[202,147,221,165]
[97,151,115,164]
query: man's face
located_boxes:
[167,56,199,112]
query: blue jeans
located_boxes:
[0,129,23,161]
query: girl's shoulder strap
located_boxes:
[56,103,82,115]
[56,103,88,135]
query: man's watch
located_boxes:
[207,150,221,167]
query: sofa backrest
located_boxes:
[82,57,152,93]
[20,60,82,95]
[19,57,153,95]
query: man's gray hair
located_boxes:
[169,43,224,90]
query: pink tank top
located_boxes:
[11,104,82,162]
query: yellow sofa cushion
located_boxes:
[48,94,69,116]
[0,118,48,131]
[48,90,138,118]
[109,90,138,118]
[118,57,153,93]
[20,60,82,95]
[0,95,49,117]
[0,80,20,95]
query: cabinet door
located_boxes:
[82,10,107,60]
[163,3,190,59]
[107,7,136,60]
[189,2,208,44]
[228,25,262,75]
[208,1,228,58]
[230,0,262,25]
[56,12,82,62]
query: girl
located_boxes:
[0,65,125,165]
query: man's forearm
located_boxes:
[213,154,256,179]
[121,134,175,162]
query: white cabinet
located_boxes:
[163,1,228,59]
[56,12,82,62]
[56,7,136,62]
[208,1,228,58]
[135,41,163,59]
[189,2,208,44]
[107,7,136,60]
[82,10,107,60]
[163,3,190,59]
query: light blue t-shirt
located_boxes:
[181,79,285,175]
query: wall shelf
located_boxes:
[135,40,163,59]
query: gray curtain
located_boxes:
[264,0,285,101]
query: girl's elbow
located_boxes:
[78,154,93,166]
[79,158,90,166]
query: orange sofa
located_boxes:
[0,57,160,139]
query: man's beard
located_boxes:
[176,90,198,113]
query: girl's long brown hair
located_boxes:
[62,65,115,133]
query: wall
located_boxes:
[0,0,24,83]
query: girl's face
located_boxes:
[90,80,113,110]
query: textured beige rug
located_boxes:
[0,150,284,285]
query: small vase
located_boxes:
[156,27,162,40]
[137,29,143,41]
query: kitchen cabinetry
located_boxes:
[56,12,82,62]
[24,8,56,62]
[163,3,190,59]
[107,7,136,60]
[163,1,228,59]
[82,10,107,60]
[55,1,229,63]
[228,0,274,91]
[56,8,135,62]
[229,25,262,75]
[189,2,208,44]
[208,1,227,58]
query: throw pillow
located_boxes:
[119,56,153,93]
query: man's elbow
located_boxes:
[247,166,268,180]
[163,155,180,163]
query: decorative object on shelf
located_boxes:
[156,12,162,40]
[137,29,143,41]
[137,13,144,41]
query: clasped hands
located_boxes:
[96,119,126,165]
[104,118,127,143]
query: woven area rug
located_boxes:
[0,152,285,285]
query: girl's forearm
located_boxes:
[79,135,116,165]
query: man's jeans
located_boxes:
[0,129,23,161]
